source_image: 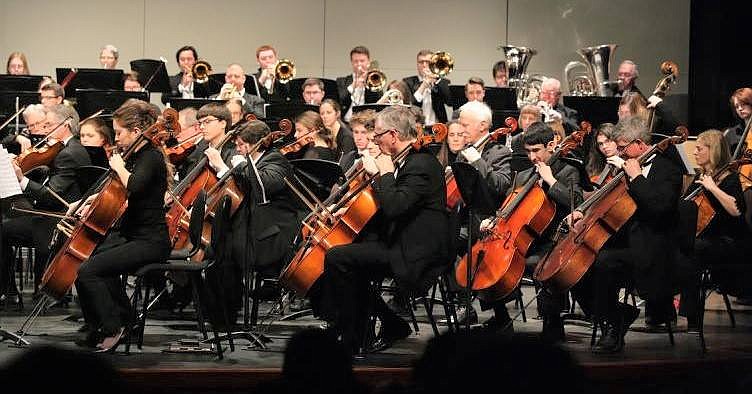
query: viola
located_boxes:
[534,126,688,293]
[280,124,448,295]
[40,108,179,299]
[685,149,752,236]
[446,118,518,209]
[454,122,591,301]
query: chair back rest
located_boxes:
[188,190,207,251]
[208,195,232,264]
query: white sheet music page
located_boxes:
[0,146,23,198]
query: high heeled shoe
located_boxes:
[95,327,126,353]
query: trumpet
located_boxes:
[192,60,212,84]
[366,69,386,92]
[383,89,403,105]
[218,83,242,100]
[268,59,295,94]
[429,51,454,82]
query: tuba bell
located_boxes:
[498,45,537,87]
[429,51,454,82]
[192,60,212,84]
[565,44,618,96]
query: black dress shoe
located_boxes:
[439,305,478,326]
[366,319,412,353]
[592,324,623,354]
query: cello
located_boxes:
[279,124,448,296]
[534,126,688,293]
[39,108,179,299]
[454,123,591,301]
[446,118,518,209]
[685,149,752,236]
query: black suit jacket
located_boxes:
[403,76,452,124]
[161,72,210,104]
[335,75,381,118]
[25,138,91,211]
[553,102,581,135]
[372,149,450,292]
[177,139,236,180]
[253,69,289,104]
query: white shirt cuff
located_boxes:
[20,177,29,190]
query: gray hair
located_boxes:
[377,105,418,140]
[22,104,46,121]
[613,116,649,144]
[621,60,639,78]
[101,44,119,59]
[48,104,80,135]
[459,100,492,125]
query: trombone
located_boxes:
[191,60,212,84]
[269,59,295,94]
[428,51,454,83]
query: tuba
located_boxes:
[564,44,618,96]
[192,60,212,84]
[498,45,541,108]
[429,51,454,82]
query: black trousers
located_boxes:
[75,233,170,335]
[0,215,56,294]
[316,241,397,352]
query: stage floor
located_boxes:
[2,286,752,393]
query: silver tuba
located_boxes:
[565,44,618,96]
[498,45,541,108]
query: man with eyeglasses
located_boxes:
[176,103,236,180]
[1,104,48,154]
[39,83,65,109]
[313,105,449,355]
[2,104,91,300]
[539,78,580,135]
[566,116,683,354]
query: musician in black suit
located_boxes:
[178,103,236,180]
[162,46,209,104]
[335,46,380,122]
[539,78,580,135]
[253,45,288,104]
[208,64,266,119]
[314,105,450,354]
[403,49,453,126]
[75,100,171,352]
[569,116,684,354]
[1,104,91,302]
[205,120,305,323]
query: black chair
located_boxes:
[127,191,235,358]
[697,267,738,352]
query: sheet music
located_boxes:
[0,146,23,198]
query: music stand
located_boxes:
[166,98,227,111]
[485,87,518,110]
[75,89,148,118]
[264,103,318,122]
[130,59,171,93]
[449,85,466,108]
[450,161,496,331]
[55,68,124,98]
[0,91,40,135]
[290,159,344,202]
[0,75,47,92]
[562,96,620,128]
[352,103,391,114]
[286,78,340,104]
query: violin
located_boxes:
[280,130,316,155]
[686,149,752,236]
[40,108,179,299]
[446,118,518,209]
[534,126,688,292]
[455,122,590,301]
[165,132,202,165]
[13,115,73,174]
[280,124,448,295]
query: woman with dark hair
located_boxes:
[319,99,355,158]
[292,111,337,161]
[586,123,618,180]
[74,99,172,352]
[436,120,465,168]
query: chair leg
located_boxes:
[721,292,736,328]
[250,275,261,328]
[438,277,458,333]
[211,266,235,352]
[517,288,527,323]
[422,297,440,336]
[138,283,152,350]
[407,295,420,333]
[698,271,708,352]
[191,273,209,340]
[126,278,141,354]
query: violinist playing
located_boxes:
[479,122,585,341]
[177,103,236,179]
[313,106,450,355]
[74,100,172,351]
[675,130,749,333]
[567,116,683,354]
[1,104,47,154]
[288,111,337,161]
[204,120,304,325]
[1,104,91,304]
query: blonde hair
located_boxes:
[6,51,29,74]
[696,129,730,174]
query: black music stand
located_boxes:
[352,103,391,114]
[286,78,340,104]
[0,75,47,92]
[130,59,171,93]
[562,96,620,128]
[166,98,227,111]
[75,89,148,119]
[55,68,123,98]
[264,103,318,122]
[290,159,344,202]
[485,87,518,110]
[450,161,496,332]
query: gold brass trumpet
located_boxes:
[366,69,387,92]
[275,59,296,84]
[192,60,212,84]
[429,51,454,82]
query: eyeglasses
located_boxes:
[616,139,638,152]
[373,128,395,140]
[40,95,59,100]
[198,118,220,127]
